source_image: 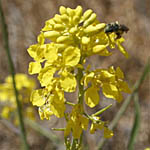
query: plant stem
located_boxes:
[70,57,85,150]
[0,1,29,149]
[77,58,84,104]
[92,104,112,116]
[25,118,62,145]
[65,101,75,106]
[51,128,65,131]
[77,68,84,104]
[127,93,140,150]
[0,117,20,135]
[79,132,83,148]
[65,137,71,150]
[71,139,78,150]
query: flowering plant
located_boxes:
[0,74,36,124]
[27,6,130,149]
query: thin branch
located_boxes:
[25,118,62,145]
[127,93,140,150]
[0,1,29,149]
[0,118,20,135]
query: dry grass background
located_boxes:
[0,0,150,150]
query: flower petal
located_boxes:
[85,87,100,108]
[28,62,41,75]
[30,89,45,106]
[102,83,123,102]
[38,67,56,87]
[60,73,77,92]
[63,46,81,66]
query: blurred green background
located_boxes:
[0,0,149,150]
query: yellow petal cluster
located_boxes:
[27,5,131,142]
[0,74,36,123]
[84,66,131,106]
[85,86,99,108]
[64,104,89,139]
[89,116,113,138]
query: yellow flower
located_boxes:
[84,66,130,103]
[0,74,36,122]
[39,104,53,120]
[64,104,89,139]
[38,5,110,58]
[49,88,66,118]
[85,86,100,108]
[1,107,11,119]
[60,71,77,92]
[38,66,56,87]
[27,6,130,141]
[28,61,41,75]
[90,117,113,138]
[108,33,129,58]
[30,89,46,107]
[62,46,81,67]
[27,34,45,62]
[31,82,66,119]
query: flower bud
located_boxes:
[83,9,93,21]
[83,13,97,28]
[44,31,60,39]
[59,6,67,15]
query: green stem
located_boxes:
[65,101,75,106]
[77,58,84,104]
[0,117,20,135]
[25,118,62,145]
[65,137,71,150]
[71,139,78,150]
[92,104,112,116]
[83,112,94,121]
[51,128,65,131]
[127,93,140,150]
[70,57,85,150]
[78,132,83,149]
[0,1,29,150]
[98,60,150,149]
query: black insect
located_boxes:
[104,22,129,39]
[78,21,84,27]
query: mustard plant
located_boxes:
[27,6,130,149]
[0,74,36,124]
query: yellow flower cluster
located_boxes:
[0,74,36,123]
[64,104,89,139]
[84,66,131,107]
[27,6,130,139]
